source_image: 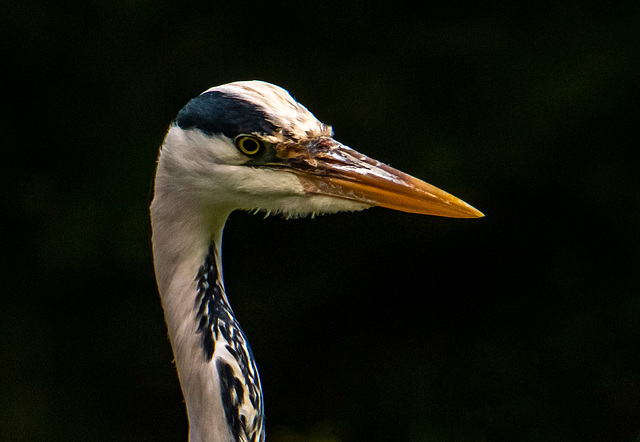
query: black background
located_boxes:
[2,1,639,440]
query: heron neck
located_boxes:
[150,196,235,441]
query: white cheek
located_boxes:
[165,127,246,165]
[228,167,305,201]
[196,134,246,165]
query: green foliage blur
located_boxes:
[2,1,639,440]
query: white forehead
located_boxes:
[204,81,331,138]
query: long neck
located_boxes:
[150,192,264,442]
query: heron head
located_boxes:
[156,80,483,219]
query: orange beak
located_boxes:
[282,138,483,218]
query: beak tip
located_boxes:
[467,206,485,218]
[445,197,484,219]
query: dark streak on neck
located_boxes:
[194,242,234,361]
[194,241,266,441]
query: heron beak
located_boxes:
[281,138,484,218]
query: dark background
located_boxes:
[2,1,639,441]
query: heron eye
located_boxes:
[234,135,264,157]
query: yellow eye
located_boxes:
[234,135,264,157]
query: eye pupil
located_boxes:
[242,139,258,153]
[235,135,263,156]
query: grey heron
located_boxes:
[150,80,483,442]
